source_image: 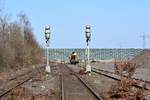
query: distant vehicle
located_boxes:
[91,58,97,63]
[69,52,79,64]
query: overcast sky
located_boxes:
[2,0,150,48]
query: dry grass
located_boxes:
[108,60,145,100]
[10,87,33,100]
[114,60,136,78]
[8,87,55,100]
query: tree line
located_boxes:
[0,12,43,70]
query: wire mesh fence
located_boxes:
[48,48,144,61]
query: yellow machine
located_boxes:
[69,52,79,64]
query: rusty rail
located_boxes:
[64,64,103,100]
[92,68,150,90]
[60,74,65,100]
[0,65,44,97]
[77,64,150,90]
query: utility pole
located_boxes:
[119,42,122,49]
[140,32,150,49]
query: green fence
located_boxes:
[48,48,144,61]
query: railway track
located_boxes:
[60,64,103,100]
[92,67,150,84]
[0,65,45,98]
[77,64,150,90]
[92,67,150,90]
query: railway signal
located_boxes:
[85,25,92,74]
[45,26,51,43]
[44,26,51,73]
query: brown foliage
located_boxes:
[114,60,136,78]
[0,13,43,70]
[108,79,145,100]
[108,60,145,99]
[78,68,86,75]
[10,87,33,100]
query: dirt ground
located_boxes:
[0,64,60,100]
[1,61,150,100]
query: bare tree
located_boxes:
[0,12,43,70]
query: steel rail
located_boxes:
[92,68,150,90]
[60,74,65,100]
[78,64,150,90]
[64,64,103,100]
[0,65,44,97]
